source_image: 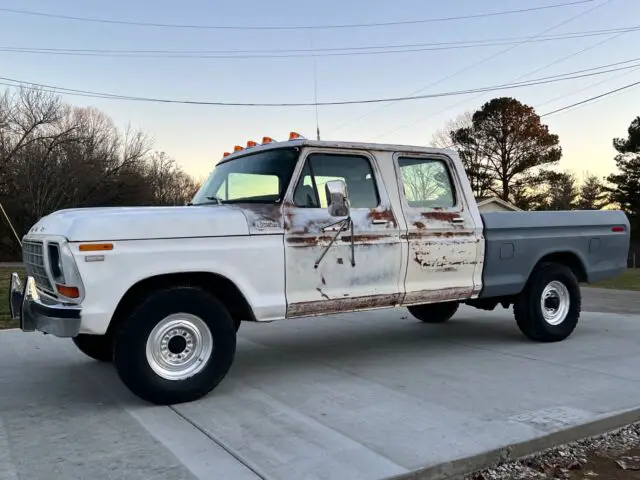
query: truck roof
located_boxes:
[218,138,457,163]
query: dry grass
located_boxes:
[590,269,640,291]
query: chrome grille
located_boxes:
[22,240,54,294]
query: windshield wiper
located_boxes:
[205,196,225,204]
[191,196,225,206]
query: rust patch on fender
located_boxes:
[414,221,426,229]
[288,293,401,318]
[403,287,474,305]
[240,203,283,225]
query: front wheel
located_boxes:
[514,262,581,342]
[113,286,237,405]
[407,302,459,323]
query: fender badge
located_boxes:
[254,220,279,229]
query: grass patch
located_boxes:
[0,267,24,329]
[589,269,640,291]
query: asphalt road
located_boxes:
[1,294,639,480]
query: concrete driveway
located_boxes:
[1,290,640,480]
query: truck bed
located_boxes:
[478,210,631,299]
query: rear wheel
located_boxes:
[72,334,113,362]
[514,262,581,342]
[113,286,237,405]
[408,302,459,323]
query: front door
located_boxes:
[283,149,404,317]
[394,153,482,305]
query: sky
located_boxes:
[0,0,639,183]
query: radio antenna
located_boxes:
[309,31,321,140]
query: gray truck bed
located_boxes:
[478,210,631,299]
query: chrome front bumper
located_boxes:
[9,273,81,337]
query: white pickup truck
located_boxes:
[9,135,630,405]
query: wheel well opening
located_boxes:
[107,272,255,336]
[537,252,587,282]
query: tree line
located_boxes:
[1,89,639,262]
[0,87,200,261]
[432,97,640,235]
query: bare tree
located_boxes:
[0,86,199,261]
[144,151,201,206]
[431,110,493,198]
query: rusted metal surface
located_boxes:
[402,287,474,306]
[420,211,460,222]
[413,251,477,269]
[288,293,401,318]
[237,203,284,234]
[402,204,482,305]
[368,208,397,227]
[286,233,390,246]
[402,231,476,240]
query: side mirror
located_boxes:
[325,180,350,217]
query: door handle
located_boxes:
[371,219,389,225]
[452,217,465,223]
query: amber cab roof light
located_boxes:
[289,131,304,140]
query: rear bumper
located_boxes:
[9,273,81,337]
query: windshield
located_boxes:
[191,147,301,206]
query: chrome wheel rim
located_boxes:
[541,281,570,326]
[145,313,213,381]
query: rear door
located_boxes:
[393,153,481,305]
[283,148,404,317]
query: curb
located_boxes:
[383,406,640,480]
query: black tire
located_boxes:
[72,334,113,362]
[408,302,459,323]
[514,262,581,342]
[112,286,237,405]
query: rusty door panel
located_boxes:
[284,206,404,317]
[394,154,482,306]
[283,148,404,318]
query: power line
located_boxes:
[0,1,595,31]
[536,64,640,108]
[369,28,631,141]
[328,0,616,135]
[2,57,639,107]
[2,25,640,59]
[366,0,628,141]
[540,79,640,116]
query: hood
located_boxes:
[27,205,250,242]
